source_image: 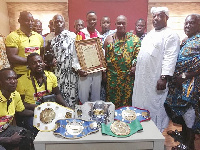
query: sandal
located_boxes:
[171,143,189,150]
[167,129,184,143]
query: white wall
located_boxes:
[0,0,10,36]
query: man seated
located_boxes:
[0,68,34,150]
[16,53,68,136]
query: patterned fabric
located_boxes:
[165,33,200,133]
[0,35,10,70]
[105,32,140,108]
[100,29,116,101]
[51,30,78,108]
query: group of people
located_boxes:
[0,6,199,150]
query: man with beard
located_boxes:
[0,68,34,150]
[73,11,102,104]
[165,14,200,150]
[50,15,78,108]
[135,18,146,41]
[132,7,180,132]
[104,15,140,108]
[5,11,44,78]
[16,53,68,136]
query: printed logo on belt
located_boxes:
[25,47,39,53]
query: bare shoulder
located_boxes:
[104,33,114,46]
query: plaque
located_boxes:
[75,38,106,74]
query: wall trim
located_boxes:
[149,0,200,2]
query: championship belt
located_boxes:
[115,106,150,123]
[101,119,143,137]
[33,102,74,131]
[0,116,13,132]
[75,100,115,126]
[54,119,99,139]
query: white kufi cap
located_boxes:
[151,7,169,17]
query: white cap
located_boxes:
[151,7,169,17]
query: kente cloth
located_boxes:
[101,119,143,137]
[51,30,78,108]
[106,32,141,109]
[132,27,180,132]
[0,35,10,70]
[165,33,200,133]
[101,29,116,45]
[100,29,116,101]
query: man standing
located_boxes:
[135,18,146,41]
[104,15,140,108]
[100,16,116,101]
[132,7,180,132]
[50,15,78,108]
[165,14,200,150]
[5,11,44,78]
[0,68,34,150]
[74,19,85,34]
[73,11,101,104]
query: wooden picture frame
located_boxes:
[75,38,106,74]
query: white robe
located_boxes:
[132,27,180,132]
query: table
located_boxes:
[34,120,165,150]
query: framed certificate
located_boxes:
[75,38,106,74]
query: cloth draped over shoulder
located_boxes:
[165,33,200,133]
[106,32,141,108]
[50,30,78,107]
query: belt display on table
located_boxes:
[33,102,74,131]
[115,106,150,123]
[54,119,99,139]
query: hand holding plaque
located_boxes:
[75,38,106,74]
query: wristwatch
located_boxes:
[181,73,186,79]
[160,75,167,80]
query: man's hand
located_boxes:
[102,71,106,83]
[10,132,24,144]
[129,66,136,76]
[77,69,88,77]
[175,73,187,89]
[157,78,167,90]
